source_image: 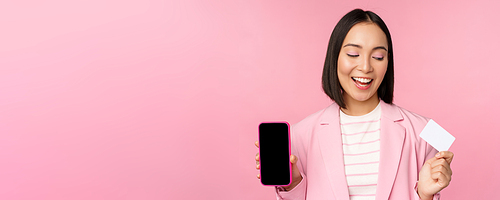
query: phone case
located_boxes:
[258,121,292,187]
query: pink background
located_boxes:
[1,0,499,199]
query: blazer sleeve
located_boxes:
[276,171,307,200]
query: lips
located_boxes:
[352,77,373,90]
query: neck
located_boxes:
[341,94,380,116]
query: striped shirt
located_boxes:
[340,103,381,200]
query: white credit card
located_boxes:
[419,119,455,152]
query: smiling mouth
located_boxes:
[352,77,373,89]
[352,77,373,84]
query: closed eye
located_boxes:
[372,56,384,61]
[347,54,359,57]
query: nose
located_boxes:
[357,56,373,73]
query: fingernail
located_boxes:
[435,152,441,157]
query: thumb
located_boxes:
[290,154,299,169]
[290,154,297,163]
[419,160,432,180]
[290,154,301,178]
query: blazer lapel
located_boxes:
[375,102,405,200]
[317,104,350,200]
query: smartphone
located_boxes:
[258,122,291,186]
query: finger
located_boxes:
[255,153,259,161]
[431,161,452,179]
[434,151,453,164]
[257,174,260,179]
[430,171,448,183]
[435,151,454,164]
[430,158,448,168]
[431,171,450,188]
[430,170,443,180]
[431,164,448,176]
[255,141,259,148]
[256,164,260,170]
[430,158,452,176]
[430,161,452,182]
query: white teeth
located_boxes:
[353,77,372,83]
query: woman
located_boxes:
[255,9,453,200]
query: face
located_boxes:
[337,22,389,104]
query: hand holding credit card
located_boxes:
[419,119,456,151]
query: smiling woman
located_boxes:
[336,22,389,116]
[322,10,394,115]
[254,8,454,200]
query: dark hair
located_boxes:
[322,9,394,108]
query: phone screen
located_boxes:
[258,122,291,186]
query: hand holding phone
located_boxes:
[256,122,303,189]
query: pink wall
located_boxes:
[1,0,498,199]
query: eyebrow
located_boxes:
[343,43,388,51]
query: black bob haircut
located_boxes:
[322,9,394,108]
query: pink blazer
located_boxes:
[277,102,439,200]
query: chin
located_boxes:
[353,97,371,102]
[352,93,376,102]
